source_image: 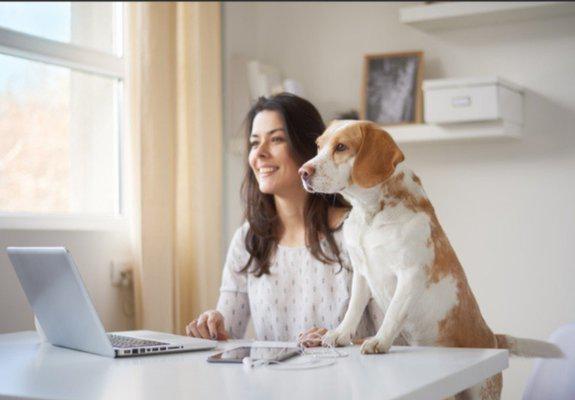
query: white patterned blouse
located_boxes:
[216,222,384,341]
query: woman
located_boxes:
[186,93,381,346]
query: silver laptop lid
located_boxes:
[7,247,115,358]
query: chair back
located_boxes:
[523,323,575,400]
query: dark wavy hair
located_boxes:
[240,93,350,277]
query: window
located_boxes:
[0,2,124,223]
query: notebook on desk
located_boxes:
[7,247,217,358]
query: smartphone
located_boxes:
[207,346,300,364]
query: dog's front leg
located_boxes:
[322,271,371,347]
[361,267,425,354]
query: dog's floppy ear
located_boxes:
[351,124,404,188]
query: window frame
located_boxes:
[0,3,129,231]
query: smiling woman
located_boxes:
[243,94,348,276]
[185,93,386,345]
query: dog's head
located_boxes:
[298,120,404,193]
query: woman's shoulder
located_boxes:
[222,222,254,276]
[229,221,250,249]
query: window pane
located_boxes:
[0,53,120,215]
[0,2,120,55]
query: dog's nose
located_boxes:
[299,164,315,181]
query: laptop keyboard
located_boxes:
[108,334,169,349]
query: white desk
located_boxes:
[0,331,508,400]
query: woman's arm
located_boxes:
[216,291,250,339]
[186,224,251,340]
[215,224,251,338]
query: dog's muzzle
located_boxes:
[298,164,315,193]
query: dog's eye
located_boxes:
[335,143,347,152]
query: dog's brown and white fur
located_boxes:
[299,120,561,400]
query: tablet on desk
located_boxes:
[207,346,300,364]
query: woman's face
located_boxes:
[248,110,303,196]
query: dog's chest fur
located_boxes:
[344,205,426,295]
[341,170,460,344]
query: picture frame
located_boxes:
[361,51,424,126]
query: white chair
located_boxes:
[522,323,575,400]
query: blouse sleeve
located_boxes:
[216,291,250,339]
[219,223,250,293]
[216,223,251,339]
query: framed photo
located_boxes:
[361,51,424,126]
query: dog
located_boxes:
[298,120,561,400]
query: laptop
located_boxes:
[6,247,217,358]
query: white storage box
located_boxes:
[423,77,523,125]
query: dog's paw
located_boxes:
[360,337,391,354]
[322,329,353,347]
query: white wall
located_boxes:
[222,2,575,399]
[222,3,259,246]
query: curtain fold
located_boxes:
[128,2,223,334]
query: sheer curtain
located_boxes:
[127,2,223,334]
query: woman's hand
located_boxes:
[185,310,229,341]
[297,327,328,347]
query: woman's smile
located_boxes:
[257,166,279,177]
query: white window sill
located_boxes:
[0,213,129,232]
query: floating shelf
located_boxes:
[226,122,522,151]
[227,122,522,153]
[400,2,575,31]
[384,121,521,144]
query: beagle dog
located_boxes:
[298,120,561,400]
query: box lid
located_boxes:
[423,76,523,93]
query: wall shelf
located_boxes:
[384,121,521,144]
[400,2,575,31]
[228,122,522,151]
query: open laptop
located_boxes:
[6,247,217,358]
